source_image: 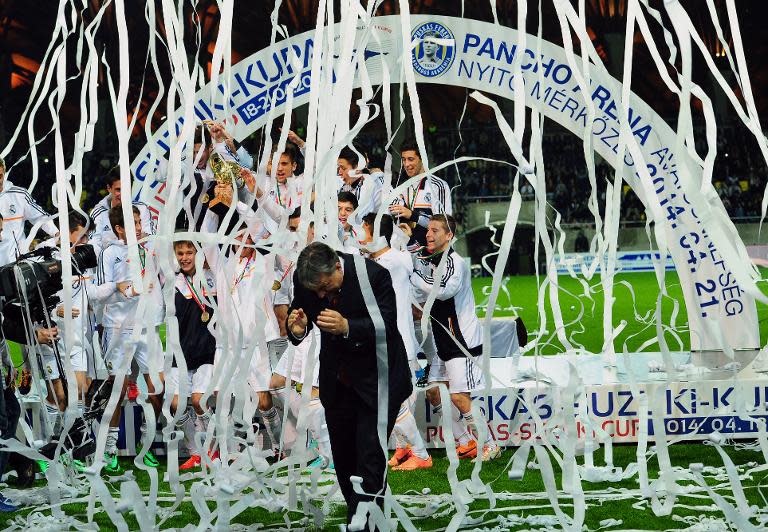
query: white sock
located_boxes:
[452,405,472,446]
[393,427,406,449]
[392,404,407,448]
[106,426,120,455]
[195,410,212,452]
[232,416,248,443]
[140,420,158,449]
[44,401,60,428]
[77,400,85,418]
[462,412,493,445]
[175,408,196,455]
[222,415,236,454]
[259,406,282,450]
[194,412,208,433]
[396,402,428,460]
[433,402,470,446]
[306,399,332,462]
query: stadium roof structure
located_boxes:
[0,0,766,147]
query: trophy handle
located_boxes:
[208,179,232,210]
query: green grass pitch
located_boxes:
[5,271,768,530]
[29,444,768,530]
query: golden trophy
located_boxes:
[205,152,245,209]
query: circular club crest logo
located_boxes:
[411,22,455,78]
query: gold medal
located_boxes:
[201,193,209,204]
[201,311,210,323]
[273,262,293,292]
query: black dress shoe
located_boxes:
[515,317,528,348]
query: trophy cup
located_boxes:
[203,152,245,211]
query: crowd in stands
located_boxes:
[447,123,767,225]
[7,121,767,227]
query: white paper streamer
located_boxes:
[2,2,768,531]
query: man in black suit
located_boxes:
[286,242,412,526]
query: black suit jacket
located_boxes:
[287,253,412,410]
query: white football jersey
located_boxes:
[89,195,155,256]
[372,248,419,361]
[0,180,58,266]
[93,240,164,330]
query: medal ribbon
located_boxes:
[184,274,207,314]
[417,248,443,262]
[232,256,253,292]
[275,179,283,206]
[275,180,292,208]
[138,243,147,277]
[277,262,294,286]
[405,176,426,212]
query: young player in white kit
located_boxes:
[38,212,94,427]
[204,169,299,457]
[200,213,285,458]
[411,214,501,462]
[337,146,385,222]
[0,156,59,266]
[92,206,165,473]
[89,169,154,256]
[168,239,218,470]
[270,214,333,468]
[360,213,432,471]
[266,144,304,213]
[337,191,360,253]
[388,139,452,254]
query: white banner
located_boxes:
[110,377,768,451]
[556,251,676,275]
[417,379,768,446]
[131,15,760,351]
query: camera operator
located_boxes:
[36,211,95,433]
[0,342,20,511]
[0,209,60,339]
[0,213,60,512]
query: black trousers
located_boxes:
[324,380,399,524]
[0,386,20,477]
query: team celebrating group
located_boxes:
[0,121,501,483]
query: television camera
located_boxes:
[0,244,115,464]
[0,244,97,327]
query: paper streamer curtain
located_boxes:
[1,0,768,530]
